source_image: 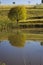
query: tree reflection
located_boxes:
[8,31,26,48]
[40,42,43,46]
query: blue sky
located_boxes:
[1,0,41,5]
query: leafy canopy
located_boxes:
[8,6,27,22]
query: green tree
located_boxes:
[42,0,43,3]
[13,2,15,4]
[8,6,27,27]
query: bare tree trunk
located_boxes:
[17,20,19,34]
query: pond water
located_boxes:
[0,31,43,65]
[0,40,43,65]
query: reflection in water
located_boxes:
[0,30,43,65]
[0,62,6,65]
[40,42,43,46]
[8,31,26,47]
[0,40,43,65]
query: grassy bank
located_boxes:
[0,4,43,31]
[0,4,43,23]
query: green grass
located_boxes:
[0,4,43,23]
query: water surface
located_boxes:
[0,30,43,65]
[0,40,43,65]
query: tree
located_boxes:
[42,0,43,3]
[13,2,15,4]
[8,6,27,27]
